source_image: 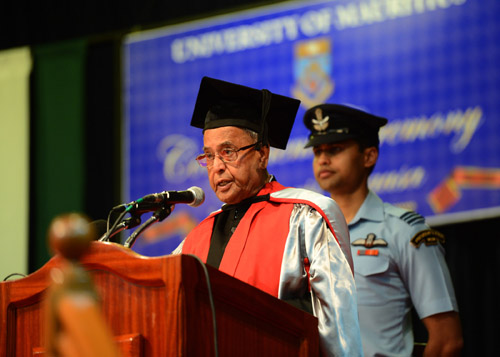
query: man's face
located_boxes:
[203,126,269,204]
[312,139,371,195]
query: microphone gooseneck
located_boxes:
[101,186,205,245]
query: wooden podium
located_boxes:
[0,241,319,356]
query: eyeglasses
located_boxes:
[196,142,260,167]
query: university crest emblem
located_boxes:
[292,37,335,109]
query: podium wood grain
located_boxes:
[0,241,318,356]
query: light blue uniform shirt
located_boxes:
[349,191,458,357]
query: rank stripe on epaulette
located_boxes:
[400,211,425,226]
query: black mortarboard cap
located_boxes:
[191,77,301,150]
[303,104,388,148]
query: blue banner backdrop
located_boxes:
[123,0,500,256]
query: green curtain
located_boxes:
[31,39,87,271]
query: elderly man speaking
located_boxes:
[175,77,362,356]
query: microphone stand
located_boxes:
[99,216,141,242]
[100,204,130,243]
[123,205,173,248]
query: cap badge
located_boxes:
[312,108,329,132]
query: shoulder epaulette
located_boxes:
[384,204,425,226]
[399,211,425,226]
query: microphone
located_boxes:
[131,186,205,212]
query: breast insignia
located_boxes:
[352,233,388,248]
[410,229,445,248]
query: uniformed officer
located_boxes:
[303,104,463,356]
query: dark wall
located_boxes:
[1,0,284,51]
[84,39,123,222]
[438,216,500,356]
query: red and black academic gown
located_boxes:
[180,181,362,356]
